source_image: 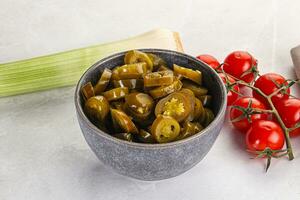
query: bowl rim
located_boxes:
[75,48,227,149]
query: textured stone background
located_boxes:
[1,0,300,199]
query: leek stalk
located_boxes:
[0,28,183,97]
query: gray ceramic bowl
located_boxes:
[75,49,227,181]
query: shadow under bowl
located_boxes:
[75,49,227,181]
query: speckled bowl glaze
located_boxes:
[75,49,227,181]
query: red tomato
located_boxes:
[275,98,300,137]
[246,120,284,151]
[218,73,240,105]
[230,97,268,132]
[223,51,257,83]
[253,73,290,106]
[196,54,220,70]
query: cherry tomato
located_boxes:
[246,120,284,151]
[218,73,240,105]
[196,54,220,70]
[253,73,290,106]
[275,98,300,137]
[230,97,268,132]
[223,51,257,83]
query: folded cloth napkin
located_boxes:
[291,45,300,79]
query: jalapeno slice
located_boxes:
[94,68,112,95]
[203,108,214,127]
[103,87,129,101]
[155,92,192,122]
[177,121,204,140]
[198,95,212,107]
[124,50,153,72]
[113,79,143,90]
[110,108,138,134]
[149,78,183,99]
[199,108,215,127]
[125,92,154,114]
[84,96,110,122]
[182,80,208,97]
[114,133,133,142]
[173,64,202,85]
[111,101,125,111]
[112,62,147,80]
[151,115,180,143]
[193,97,205,120]
[137,129,156,143]
[147,53,167,71]
[179,88,196,121]
[157,65,171,71]
[144,70,174,87]
[81,82,95,100]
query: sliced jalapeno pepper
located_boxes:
[144,70,174,87]
[113,79,143,90]
[137,129,156,143]
[112,62,147,80]
[84,96,110,122]
[103,87,129,101]
[94,68,112,95]
[125,92,154,114]
[173,64,202,85]
[203,108,214,127]
[199,108,215,127]
[155,92,192,122]
[147,53,167,71]
[81,82,95,100]
[157,65,171,71]
[111,101,125,111]
[124,50,153,72]
[149,78,183,99]
[177,121,204,140]
[114,133,133,142]
[182,80,208,97]
[110,108,138,134]
[179,88,196,121]
[193,97,205,120]
[151,115,180,143]
[198,95,212,107]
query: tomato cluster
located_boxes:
[197,52,300,157]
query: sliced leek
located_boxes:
[0,28,183,97]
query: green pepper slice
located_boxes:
[151,115,180,143]
[81,82,95,100]
[157,65,171,71]
[125,92,154,116]
[103,87,129,101]
[173,64,202,85]
[110,108,138,134]
[149,78,183,99]
[155,92,192,123]
[94,68,112,95]
[177,121,204,140]
[182,80,208,98]
[124,50,153,72]
[113,79,144,90]
[193,97,205,120]
[198,95,212,107]
[179,88,196,121]
[137,129,156,143]
[112,62,147,80]
[147,53,167,71]
[111,101,125,111]
[84,96,110,122]
[199,108,215,127]
[114,133,133,142]
[144,70,174,87]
